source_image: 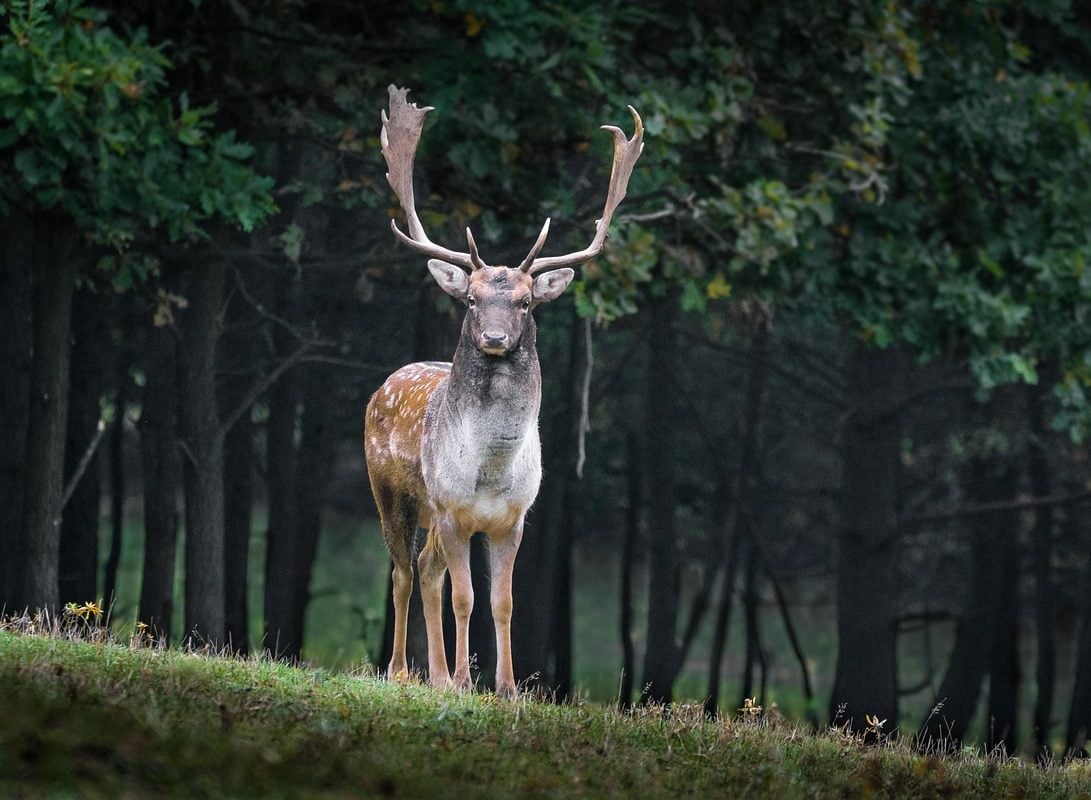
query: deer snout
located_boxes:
[481,330,510,353]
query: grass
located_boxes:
[2,627,1090,799]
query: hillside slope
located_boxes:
[1,630,1088,799]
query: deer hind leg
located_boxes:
[375,489,417,682]
[489,525,523,698]
[436,516,474,691]
[417,523,451,688]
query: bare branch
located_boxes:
[219,340,316,437]
[62,418,108,509]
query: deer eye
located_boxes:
[522,297,531,310]
[467,296,476,308]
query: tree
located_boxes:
[0,0,273,616]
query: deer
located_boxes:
[365,85,643,697]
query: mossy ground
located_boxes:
[1,628,1089,799]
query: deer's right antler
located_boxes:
[381,85,486,272]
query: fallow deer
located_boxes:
[365,85,643,697]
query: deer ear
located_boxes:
[532,268,575,304]
[427,259,470,300]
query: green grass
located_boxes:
[2,629,1090,799]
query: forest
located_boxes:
[3,0,1091,764]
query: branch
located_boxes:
[62,418,107,509]
[218,340,315,437]
[902,489,1091,527]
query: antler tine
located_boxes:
[528,106,645,274]
[381,85,477,272]
[465,227,488,271]
[517,218,551,273]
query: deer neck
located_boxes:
[443,316,541,433]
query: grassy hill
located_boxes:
[1,627,1089,799]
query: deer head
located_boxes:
[380,85,644,356]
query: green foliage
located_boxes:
[0,0,274,249]
[3,630,1089,799]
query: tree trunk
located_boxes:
[915,440,1020,751]
[1027,378,1056,761]
[262,271,301,658]
[102,352,130,611]
[738,540,764,708]
[469,534,496,687]
[137,282,182,642]
[829,344,905,735]
[986,497,1021,756]
[59,286,103,606]
[223,383,254,653]
[179,258,227,646]
[0,208,33,610]
[1066,487,1091,757]
[705,526,743,717]
[550,482,576,700]
[618,431,640,710]
[705,322,768,717]
[1068,563,1091,757]
[639,292,680,706]
[21,217,78,613]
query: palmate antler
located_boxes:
[380,85,644,274]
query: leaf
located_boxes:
[977,248,1005,278]
[706,273,732,299]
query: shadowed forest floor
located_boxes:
[2,629,1090,799]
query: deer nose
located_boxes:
[482,331,509,350]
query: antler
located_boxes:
[522,106,645,274]
[381,85,486,271]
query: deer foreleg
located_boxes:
[489,526,523,698]
[417,526,451,688]
[438,519,474,691]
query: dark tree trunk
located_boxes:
[59,286,103,606]
[222,378,254,653]
[915,443,1020,751]
[705,528,743,717]
[469,534,496,687]
[705,322,768,717]
[986,500,1021,756]
[179,258,227,646]
[292,360,335,652]
[1068,564,1091,756]
[1027,379,1056,760]
[21,217,78,613]
[550,484,576,700]
[829,345,905,735]
[102,352,130,612]
[0,208,33,610]
[1066,487,1091,757]
[223,411,253,652]
[137,283,182,642]
[618,431,641,710]
[639,293,680,706]
[738,540,764,709]
[220,271,261,654]
[263,272,301,658]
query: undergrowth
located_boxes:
[1,613,1089,799]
